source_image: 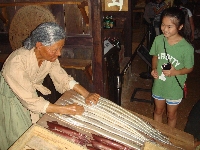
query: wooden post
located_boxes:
[90,0,104,96]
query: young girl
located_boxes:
[149,7,194,128]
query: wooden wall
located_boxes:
[0,0,104,96]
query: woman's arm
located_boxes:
[46,103,84,115]
[45,83,100,115]
[39,83,97,115]
[50,60,100,105]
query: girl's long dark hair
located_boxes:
[161,7,191,42]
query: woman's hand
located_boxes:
[46,103,84,115]
[64,103,84,115]
[85,93,100,106]
[151,69,158,79]
[72,84,100,105]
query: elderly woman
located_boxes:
[0,22,100,150]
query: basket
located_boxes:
[9,5,56,50]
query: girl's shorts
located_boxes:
[152,94,182,105]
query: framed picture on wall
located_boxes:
[102,0,128,11]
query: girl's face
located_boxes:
[161,16,183,39]
[36,39,65,62]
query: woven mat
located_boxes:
[9,5,56,50]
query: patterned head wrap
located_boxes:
[23,22,66,50]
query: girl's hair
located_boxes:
[161,7,191,42]
[23,22,66,50]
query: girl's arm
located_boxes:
[163,66,193,77]
[151,55,159,79]
[171,66,193,76]
[152,55,158,70]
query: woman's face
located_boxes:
[36,39,65,62]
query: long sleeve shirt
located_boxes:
[2,47,78,115]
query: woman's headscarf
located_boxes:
[23,22,66,50]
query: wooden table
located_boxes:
[9,124,87,150]
[37,90,194,150]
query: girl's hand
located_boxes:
[162,65,176,77]
[85,93,100,106]
[151,69,158,79]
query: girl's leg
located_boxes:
[166,104,179,128]
[154,99,166,123]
